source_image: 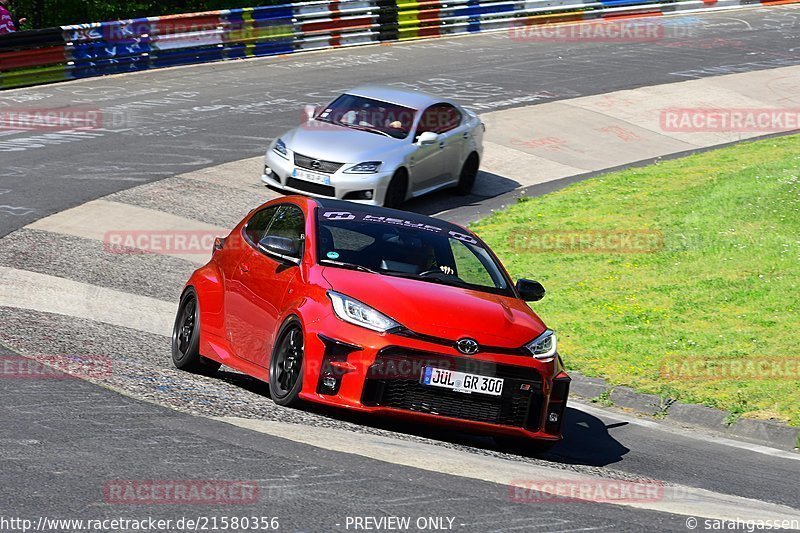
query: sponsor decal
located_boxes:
[320,210,480,245]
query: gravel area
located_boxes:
[0,305,645,481]
[0,229,193,302]
[106,176,273,230]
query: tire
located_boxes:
[268,319,305,407]
[384,170,408,208]
[456,153,479,195]
[493,436,556,455]
[172,288,221,376]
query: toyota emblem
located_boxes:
[456,338,479,355]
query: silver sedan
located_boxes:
[261,85,484,207]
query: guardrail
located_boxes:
[1,0,797,89]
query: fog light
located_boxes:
[343,190,374,201]
[264,166,273,176]
[317,334,361,395]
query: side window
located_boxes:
[441,104,462,133]
[243,206,279,245]
[416,103,462,138]
[265,205,305,254]
[449,239,494,288]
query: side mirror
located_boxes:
[258,236,301,264]
[304,104,318,122]
[417,131,439,146]
[517,279,545,302]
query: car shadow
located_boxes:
[214,370,628,467]
[402,170,518,216]
[545,407,630,467]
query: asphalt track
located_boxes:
[1,5,800,532]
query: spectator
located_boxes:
[0,0,26,34]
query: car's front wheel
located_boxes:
[172,288,221,375]
[384,169,408,208]
[456,153,479,195]
[269,319,305,406]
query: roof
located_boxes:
[344,85,448,110]
[312,198,470,234]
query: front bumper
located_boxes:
[299,313,570,441]
[263,149,395,206]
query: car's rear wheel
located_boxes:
[172,288,221,375]
[384,169,408,208]
[269,319,304,407]
[456,153,479,195]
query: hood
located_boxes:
[321,268,546,349]
[283,121,404,164]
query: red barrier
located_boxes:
[0,46,67,70]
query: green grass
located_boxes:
[472,134,800,426]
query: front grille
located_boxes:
[294,152,343,174]
[287,177,336,197]
[362,348,544,430]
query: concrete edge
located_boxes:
[569,372,800,452]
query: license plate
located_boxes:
[293,168,330,185]
[421,367,503,396]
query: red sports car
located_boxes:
[172,196,570,448]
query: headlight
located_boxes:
[343,161,382,174]
[328,291,400,332]
[272,138,288,159]
[524,329,557,362]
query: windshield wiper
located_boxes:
[341,123,394,138]
[378,269,472,289]
[319,259,379,274]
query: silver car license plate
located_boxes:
[293,168,331,185]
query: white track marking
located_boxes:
[28,199,227,264]
[218,417,800,524]
[0,267,174,336]
[175,156,274,195]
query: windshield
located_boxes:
[315,94,417,139]
[316,208,512,296]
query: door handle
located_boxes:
[462,132,470,139]
[239,263,250,273]
[439,141,446,149]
